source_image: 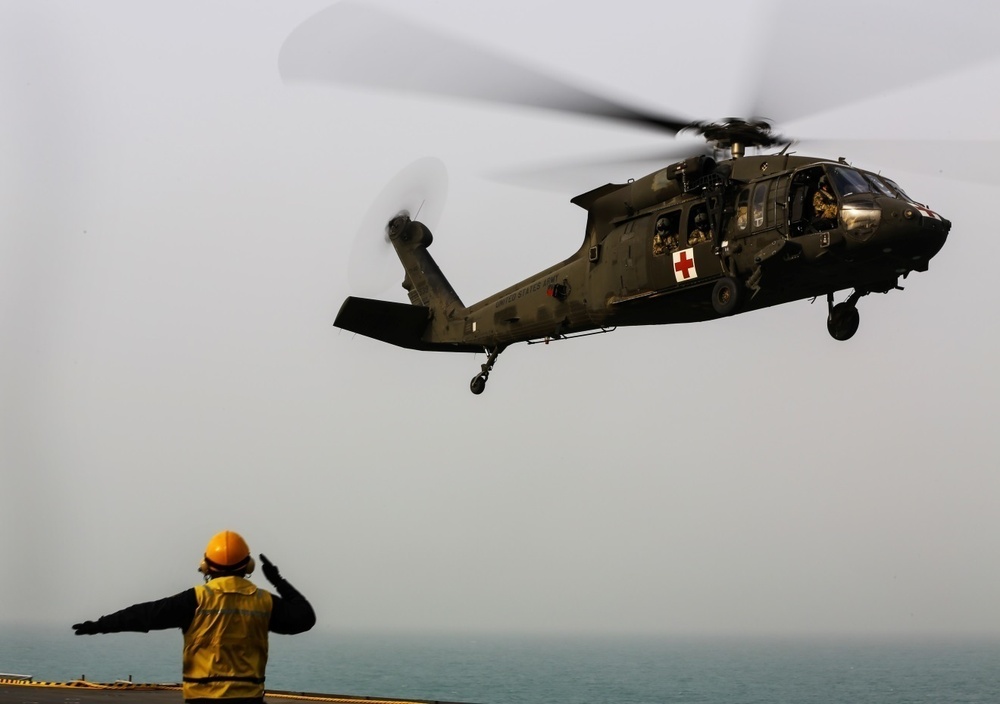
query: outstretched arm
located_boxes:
[73,589,198,635]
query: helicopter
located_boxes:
[281,2,960,395]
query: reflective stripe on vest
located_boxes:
[182,576,272,700]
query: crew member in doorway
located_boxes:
[812,175,838,228]
[72,530,315,703]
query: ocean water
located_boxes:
[2,626,999,704]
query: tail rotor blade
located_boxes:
[348,157,448,298]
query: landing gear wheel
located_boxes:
[711,276,743,316]
[470,373,487,395]
[827,302,860,341]
[468,345,505,395]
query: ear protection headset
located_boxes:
[198,554,256,576]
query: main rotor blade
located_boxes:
[279,1,691,134]
[743,1,1000,126]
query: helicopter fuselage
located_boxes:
[334,153,951,393]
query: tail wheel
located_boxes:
[827,302,860,341]
[469,346,504,395]
[470,373,487,395]
[711,276,743,316]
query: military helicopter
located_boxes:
[281,2,960,395]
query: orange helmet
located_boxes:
[199,530,255,576]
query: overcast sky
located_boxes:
[2,0,999,638]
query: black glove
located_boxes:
[73,621,100,636]
[260,554,282,586]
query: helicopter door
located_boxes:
[773,176,790,237]
[750,178,784,235]
[613,215,650,295]
[788,166,834,235]
[788,174,810,235]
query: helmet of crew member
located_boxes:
[198,530,255,577]
[694,212,708,226]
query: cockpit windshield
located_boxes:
[830,165,918,203]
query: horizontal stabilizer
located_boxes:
[334,296,481,353]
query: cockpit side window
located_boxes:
[830,166,872,197]
[880,176,912,201]
[863,172,897,197]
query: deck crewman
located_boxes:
[72,530,316,703]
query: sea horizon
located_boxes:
[3,624,999,704]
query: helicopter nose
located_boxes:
[876,203,950,272]
[903,204,951,241]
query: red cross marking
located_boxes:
[674,250,695,279]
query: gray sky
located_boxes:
[2,0,999,638]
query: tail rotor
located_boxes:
[348,157,448,297]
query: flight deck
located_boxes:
[0,676,478,704]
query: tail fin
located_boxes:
[334,216,475,352]
[389,216,464,313]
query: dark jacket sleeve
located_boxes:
[91,589,198,634]
[267,577,316,635]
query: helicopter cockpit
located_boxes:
[788,164,917,238]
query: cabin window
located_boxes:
[686,204,711,246]
[752,181,769,230]
[736,189,749,232]
[652,210,681,257]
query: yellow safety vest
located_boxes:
[182,576,273,700]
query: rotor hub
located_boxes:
[686,119,785,158]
